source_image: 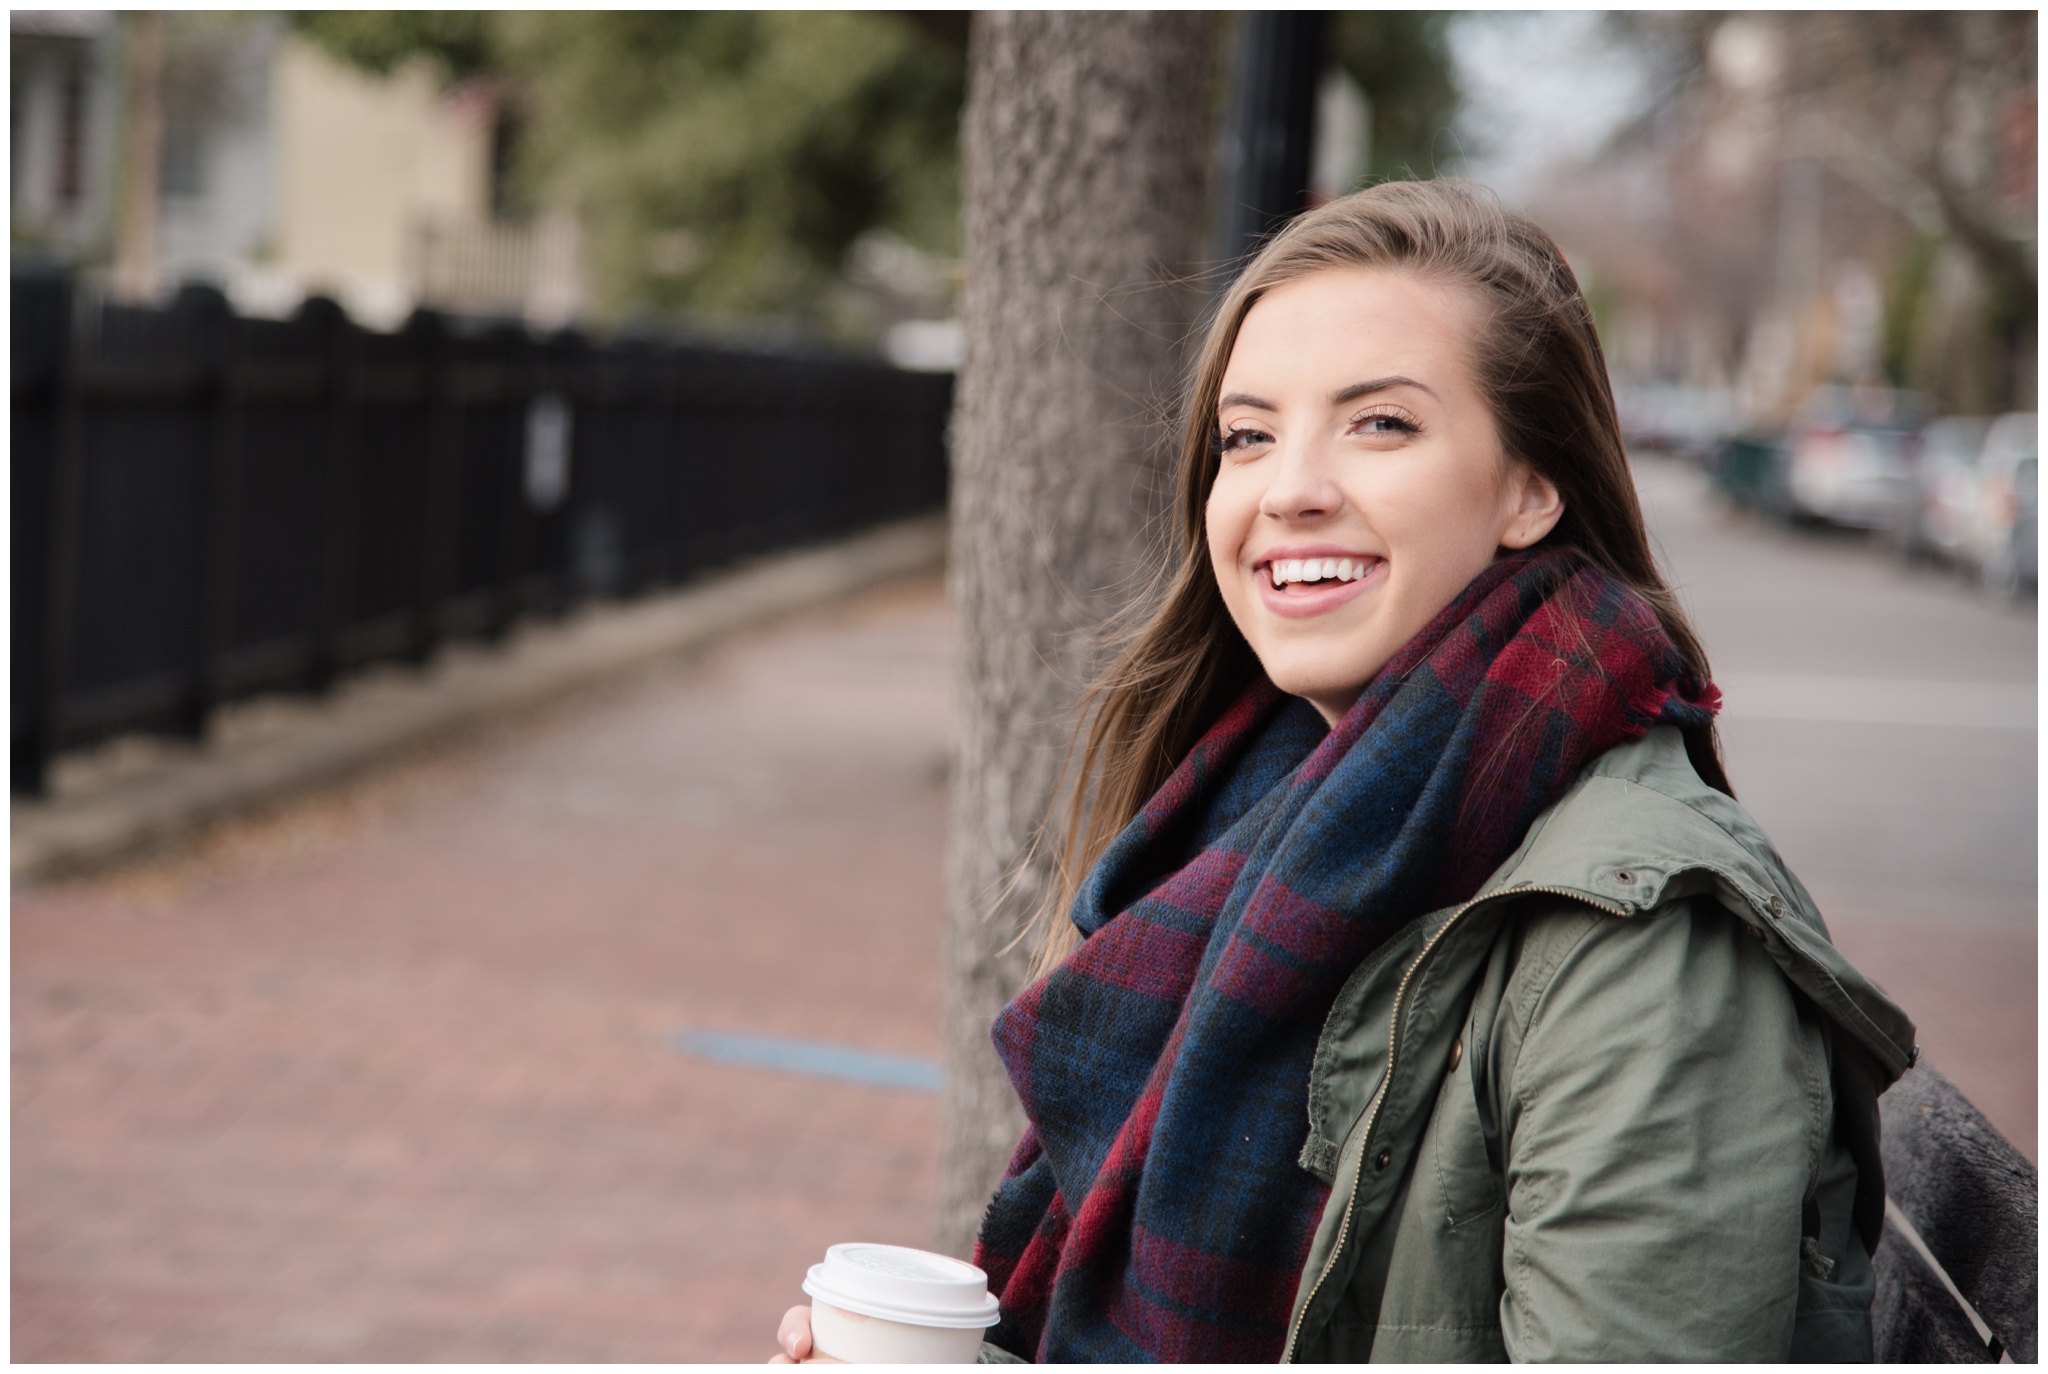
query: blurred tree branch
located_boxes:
[1327,12,1460,184]
[1631,11,2035,302]
[294,11,495,85]
[292,11,963,327]
[1583,10,2035,410]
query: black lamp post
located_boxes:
[1214,11,1328,275]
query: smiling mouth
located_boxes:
[1261,555,1382,590]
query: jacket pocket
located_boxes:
[1789,1262,1875,1362]
[1428,1029,1506,1229]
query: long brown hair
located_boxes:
[1026,178,1730,977]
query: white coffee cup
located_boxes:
[802,1243,1001,1363]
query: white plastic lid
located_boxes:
[803,1243,1002,1330]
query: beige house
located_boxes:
[265,38,582,329]
[11,15,581,331]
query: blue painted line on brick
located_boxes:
[669,1027,946,1093]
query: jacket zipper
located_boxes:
[1281,883,1626,1363]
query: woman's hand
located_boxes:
[767,1305,843,1364]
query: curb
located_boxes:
[12,515,948,884]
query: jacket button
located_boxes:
[1374,1149,1393,1172]
[1448,1038,1463,1071]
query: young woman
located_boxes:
[775,179,1915,1364]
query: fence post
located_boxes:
[10,269,78,796]
[413,309,460,664]
[486,322,529,642]
[542,325,586,616]
[305,296,357,692]
[178,284,237,737]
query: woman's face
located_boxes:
[1206,267,1564,725]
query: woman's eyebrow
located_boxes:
[1218,377,1438,414]
[1217,391,1274,411]
[1332,375,1436,404]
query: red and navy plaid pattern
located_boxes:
[973,548,1720,1363]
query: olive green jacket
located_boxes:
[979,725,1916,1364]
[1281,725,1916,1362]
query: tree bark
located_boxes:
[938,12,1213,1259]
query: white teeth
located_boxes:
[1267,556,1379,587]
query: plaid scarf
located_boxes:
[973,547,1721,1363]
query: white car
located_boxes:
[1783,386,1926,528]
[1967,412,2037,593]
[1615,383,1734,463]
[1899,415,1992,564]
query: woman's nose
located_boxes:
[1257,439,1343,523]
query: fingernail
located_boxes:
[785,1331,799,1357]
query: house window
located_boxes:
[56,60,84,208]
[490,107,525,220]
[161,110,205,198]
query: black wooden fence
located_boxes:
[11,268,953,795]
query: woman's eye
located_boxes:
[1219,427,1271,453]
[1354,413,1418,436]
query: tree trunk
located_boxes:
[938,11,1213,1259]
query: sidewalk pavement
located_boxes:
[14,568,955,1361]
[12,514,945,884]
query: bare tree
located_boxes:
[1568,12,2037,409]
[1768,13,2035,305]
[938,11,1213,1258]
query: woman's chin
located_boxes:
[1263,669,1370,726]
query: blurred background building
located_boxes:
[11,11,968,353]
[14,11,585,330]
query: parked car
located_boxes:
[1893,415,1992,564]
[1616,382,1735,465]
[1711,431,1791,515]
[1971,412,2037,597]
[2003,454,2036,597]
[1782,386,1927,528]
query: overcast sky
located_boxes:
[1445,12,1656,206]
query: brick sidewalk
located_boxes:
[14,575,953,1362]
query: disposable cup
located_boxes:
[802,1243,1000,1364]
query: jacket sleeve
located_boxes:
[1494,896,1828,1362]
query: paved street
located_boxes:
[12,465,2035,1361]
[1634,454,2036,1157]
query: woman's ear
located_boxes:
[1499,464,1565,550]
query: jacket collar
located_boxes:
[1484,725,1917,1079]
